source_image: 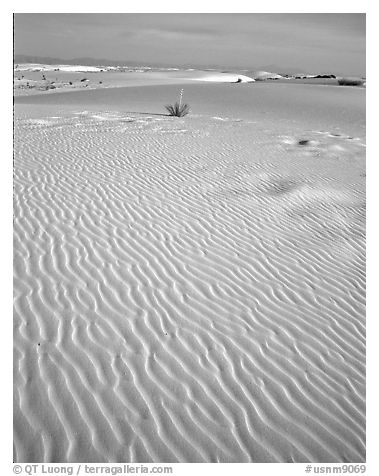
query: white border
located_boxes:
[3,4,376,476]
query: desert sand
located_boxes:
[13,66,256,97]
[14,70,365,463]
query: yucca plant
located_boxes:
[165,89,190,117]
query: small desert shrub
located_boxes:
[165,89,190,117]
[165,102,190,117]
[337,77,365,86]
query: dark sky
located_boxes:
[14,13,366,75]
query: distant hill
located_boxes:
[256,64,352,77]
[14,55,353,77]
[13,55,160,68]
[13,55,245,71]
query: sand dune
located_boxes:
[14,82,365,463]
[190,73,254,82]
[250,71,283,80]
[13,68,256,97]
[15,63,106,72]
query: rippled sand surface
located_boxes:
[14,82,365,463]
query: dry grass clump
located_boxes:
[337,77,365,86]
[165,89,190,117]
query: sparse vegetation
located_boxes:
[337,77,365,86]
[165,89,190,117]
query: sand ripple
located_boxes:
[14,109,365,463]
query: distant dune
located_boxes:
[15,65,366,100]
[13,67,257,97]
[248,71,283,80]
[190,72,254,83]
[15,63,111,73]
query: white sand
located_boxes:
[15,63,106,73]
[250,71,283,80]
[13,68,255,97]
[14,78,365,463]
[190,73,254,82]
